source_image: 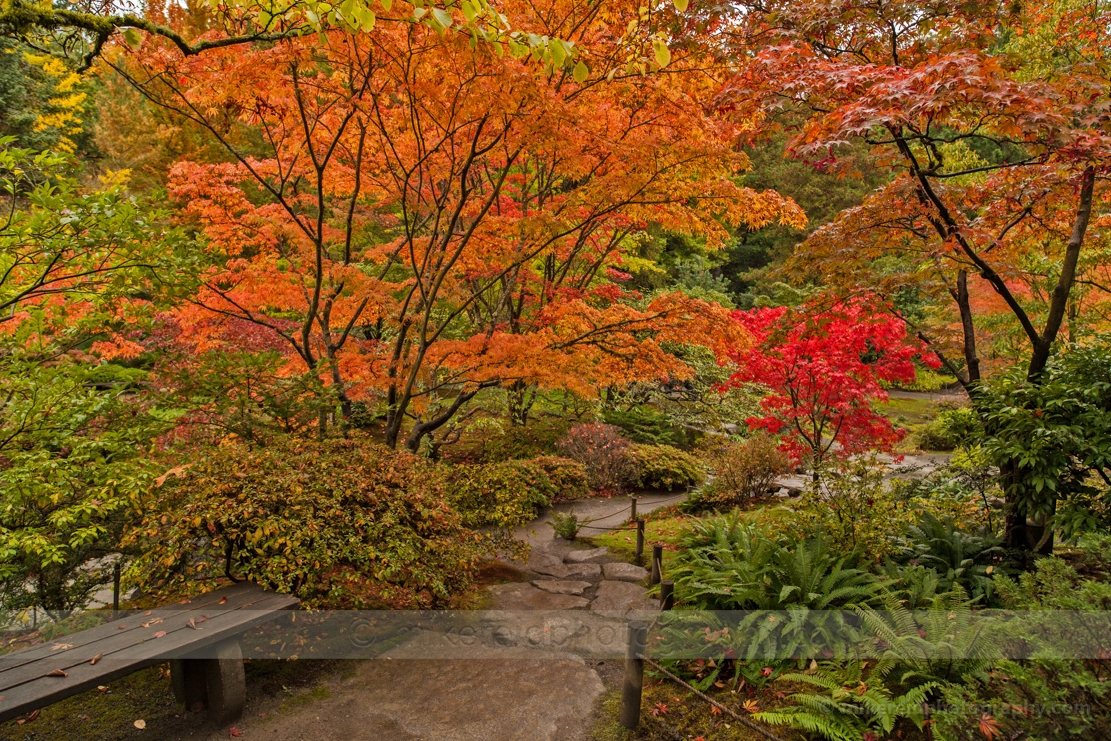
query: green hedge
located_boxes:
[633,444,706,491]
[447,459,556,527]
[126,438,491,609]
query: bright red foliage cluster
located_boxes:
[728,298,940,467]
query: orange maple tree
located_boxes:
[108,0,803,450]
[719,0,1111,551]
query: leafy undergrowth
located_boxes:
[591,679,808,741]
[2,659,354,740]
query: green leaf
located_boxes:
[380,0,393,9]
[122,28,142,48]
[672,0,689,10]
[573,60,589,83]
[653,40,671,68]
[432,7,453,28]
[461,0,476,23]
[549,38,566,67]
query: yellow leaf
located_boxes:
[573,60,588,83]
[673,0,689,11]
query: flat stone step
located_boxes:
[590,581,657,618]
[602,562,649,583]
[531,580,591,596]
[487,583,589,610]
[564,547,609,564]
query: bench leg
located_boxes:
[170,639,246,727]
[204,638,246,727]
[170,659,208,712]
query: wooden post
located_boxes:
[629,496,638,523]
[112,561,121,617]
[620,621,648,729]
[635,518,645,561]
[650,544,662,586]
[660,580,674,611]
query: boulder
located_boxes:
[590,581,656,617]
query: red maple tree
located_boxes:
[728,297,939,469]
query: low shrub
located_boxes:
[447,459,556,527]
[555,423,640,494]
[913,406,982,451]
[632,444,705,491]
[529,455,590,501]
[693,433,788,509]
[791,455,913,563]
[125,438,491,609]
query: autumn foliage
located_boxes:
[729,298,939,467]
[99,1,804,449]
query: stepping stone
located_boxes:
[529,551,576,578]
[488,583,589,610]
[590,581,657,618]
[562,563,602,579]
[532,580,591,596]
[564,547,609,564]
[602,562,649,583]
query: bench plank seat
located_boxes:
[0,583,298,725]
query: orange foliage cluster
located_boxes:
[110,0,803,446]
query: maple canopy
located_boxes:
[105,0,803,449]
[720,0,1110,386]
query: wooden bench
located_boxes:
[0,582,299,726]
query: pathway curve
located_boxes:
[176,496,683,741]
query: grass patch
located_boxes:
[875,396,940,426]
[586,513,690,569]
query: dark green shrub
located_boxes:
[447,459,556,527]
[550,509,592,540]
[125,438,491,609]
[914,406,982,451]
[632,443,705,491]
[602,407,691,446]
[529,455,590,501]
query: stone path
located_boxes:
[174,506,674,741]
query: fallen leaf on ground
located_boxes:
[118,625,127,630]
[90,653,104,665]
[229,727,243,738]
[187,618,201,630]
[219,597,227,604]
[152,631,166,639]
[16,709,40,725]
[133,719,146,729]
[143,611,151,616]
[46,669,67,677]
[97,686,108,692]
[51,643,73,651]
